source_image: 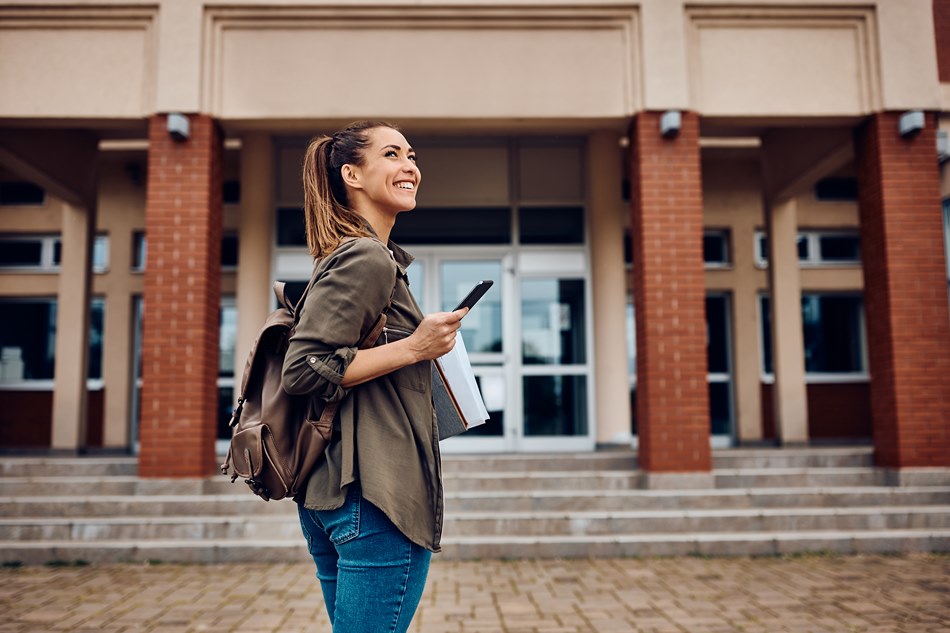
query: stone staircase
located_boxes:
[0,447,948,563]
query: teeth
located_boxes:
[396,182,414,190]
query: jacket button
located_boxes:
[309,357,316,364]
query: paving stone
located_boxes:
[0,554,948,632]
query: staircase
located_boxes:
[1,447,948,564]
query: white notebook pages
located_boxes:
[435,332,489,431]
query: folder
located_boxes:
[432,333,489,440]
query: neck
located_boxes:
[355,206,396,244]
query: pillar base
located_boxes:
[884,468,950,487]
[639,472,715,490]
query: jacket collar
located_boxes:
[361,219,415,272]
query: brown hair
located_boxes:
[301,120,398,257]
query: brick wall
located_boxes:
[761,383,872,441]
[628,111,712,472]
[855,111,950,468]
[935,0,950,82]
[139,114,222,477]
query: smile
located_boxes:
[395,182,415,190]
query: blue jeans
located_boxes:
[297,486,432,633]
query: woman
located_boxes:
[281,121,465,632]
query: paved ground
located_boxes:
[0,554,947,633]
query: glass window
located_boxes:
[221,234,239,268]
[818,234,861,262]
[706,295,729,374]
[277,207,307,247]
[760,294,865,374]
[0,239,44,267]
[523,375,587,436]
[217,385,234,443]
[223,181,241,205]
[219,301,237,377]
[440,261,503,354]
[0,300,57,381]
[92,235,109,272]
[709,382,732,436]
[521,279,586,365]
[801,295,864,373]
[132,231,146,271]
[519,207,584,245]
[88,299,105,380]
[814,177,858,202]
[703,230,730,265]
[464,374,504,437]
[392,207,511,245]
[797,235,809,260]
[0,181,45,206]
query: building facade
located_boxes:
[1,0,949,478]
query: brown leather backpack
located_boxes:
[220,254,390,501]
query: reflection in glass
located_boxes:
[463,374,504,437]
[219,303,237,377]
[440,261,502,353]
[521,279,585,365]
[709,382,731,436]
[705,295,729,374]
[523,375,587,436]
[218,386,234,441]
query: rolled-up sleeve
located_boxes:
[281,238,396,400]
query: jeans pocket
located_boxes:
[318,485,362,545]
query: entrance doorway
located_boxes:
[408,248,594,453]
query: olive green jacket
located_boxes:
[281,234,444,552]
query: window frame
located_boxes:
[754,229,862,268]
[758,291,869,383]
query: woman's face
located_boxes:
[346,126,421,216]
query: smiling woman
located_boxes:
[284,121,464,633]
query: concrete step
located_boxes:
[1,528,947,564]
[446,486,950,512]
[2,486,948,518]
[0,457,138,478]
[1,464,934,497]
[0,447,876,479]
[441,506,950,537]
[712,467,890,488]
[2,507,947,541]
[710,447,873,469]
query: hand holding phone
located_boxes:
[454,280,494,312]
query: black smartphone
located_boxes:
[454,280,494,312]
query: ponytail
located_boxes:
[301,120,397,258]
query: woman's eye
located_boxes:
[385,150,398,157]
[408,154,417,162]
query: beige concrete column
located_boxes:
[51,201,94,450]
[731,217,764,443]
[234,133,275,392]
[588,131,633,445]
[766,197,808,444]
[101,290,132,448]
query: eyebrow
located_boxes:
[381,144,415,153]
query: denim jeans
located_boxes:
[297,485,432,633]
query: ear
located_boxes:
[341,164,363,190]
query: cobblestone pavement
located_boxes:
[0,554,947,633]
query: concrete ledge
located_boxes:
[885,468,950,487]
[639,472,715,490]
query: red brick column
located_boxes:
[628,111,712,473]
[855,111,950,469]
[139,114,222,477]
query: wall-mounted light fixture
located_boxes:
[898,110,924,138]
[937,130,949,164]
[167,113,190,142]
[660,110,681,139]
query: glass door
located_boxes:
[409,253,515,452]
